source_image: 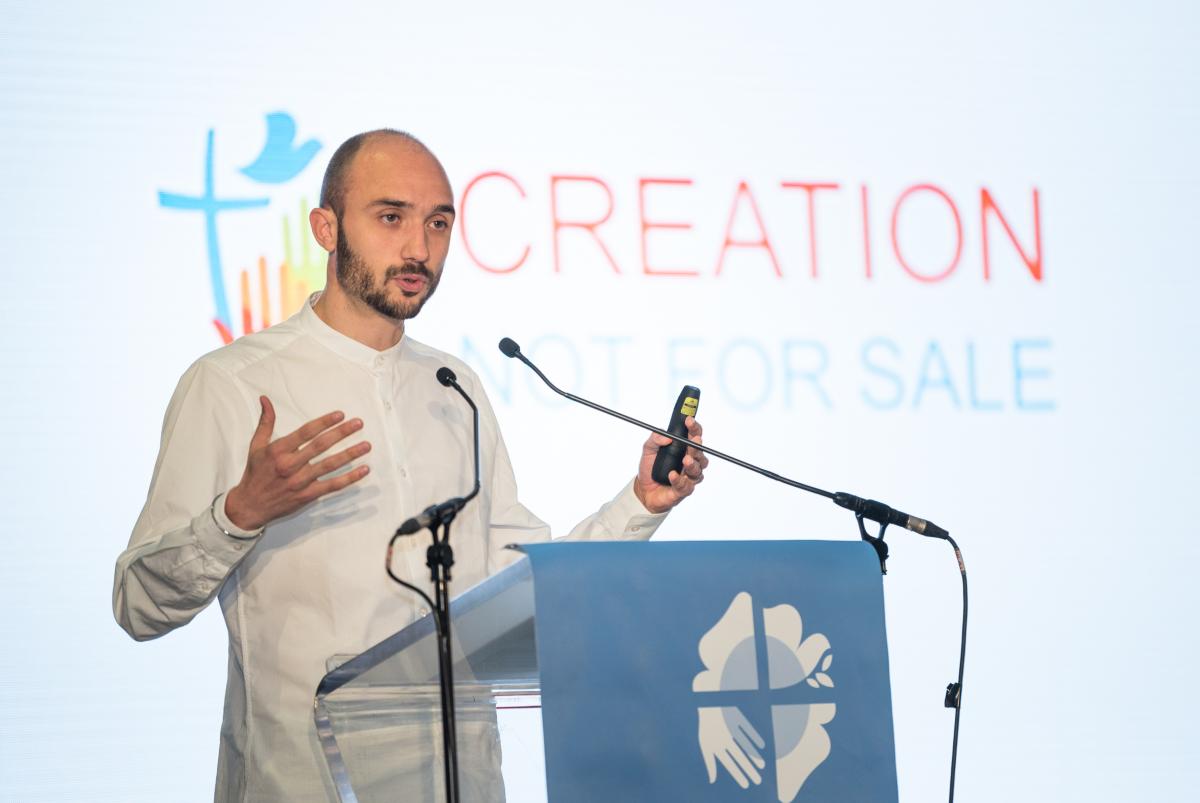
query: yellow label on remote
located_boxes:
[681,397,699,416]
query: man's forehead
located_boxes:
[346,137,453,205]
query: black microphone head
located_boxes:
[498,337,521,358]
[436,366,457,387]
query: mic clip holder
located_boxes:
[408,502,459,583]
[855,514,890,575]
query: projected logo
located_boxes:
[693,592,836,802]
[158,112,324,344]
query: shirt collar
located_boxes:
[299,293,407,370]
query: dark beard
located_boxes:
[335,226,439,320]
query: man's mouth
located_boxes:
[393,274,427,293]
[389,266,431,295]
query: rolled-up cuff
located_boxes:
[609,479,668,540]
[211,491,264,539]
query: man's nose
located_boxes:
[401,222,430,264]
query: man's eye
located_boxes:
[429,219,449,231]
[381,213,400,224]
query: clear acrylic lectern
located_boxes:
[314,556,543,803]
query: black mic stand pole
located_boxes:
[386,511,460,803]
[385,368,481,803]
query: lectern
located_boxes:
[314,540,899,803]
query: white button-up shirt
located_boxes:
[113,299,665,802]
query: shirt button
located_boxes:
[418,607,429,618]
[384,401,392,410]
[630,525,641,533]
[398,467,408,478]
[233,541,246,551]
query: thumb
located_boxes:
[703,749,717,783]
[250,395,275,449]
[643,432,671,456]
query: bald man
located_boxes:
[113,130,706,802]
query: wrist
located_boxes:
[222,487,264,533]
[633,477,669,514]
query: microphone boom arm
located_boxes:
[509,344,835,500]
[500,338,951,550]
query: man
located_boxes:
[113,129,706,802]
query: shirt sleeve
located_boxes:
[476,375,667,574]
[112,359,258,641]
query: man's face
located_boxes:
[333,138,455,321]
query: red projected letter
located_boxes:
[715,181,782,278]
[890,184,963,283]
[639,177,696,276]
[551,175,621,274]
[460,171,530,274]
[861,184,873,279]
[981,187,1043,282]
[780,181,839,278]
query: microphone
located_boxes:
[832,493,950,540]
[497,336,949,544]
[397,498,466,536]
[396,366,482,536]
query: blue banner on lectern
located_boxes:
[523,540,898,803]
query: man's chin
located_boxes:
[380,297,430,322]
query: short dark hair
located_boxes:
[319,128,425,216]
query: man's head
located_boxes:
[310,129,455,322]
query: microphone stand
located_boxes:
[385,367,481,803]
[497,337,968,803]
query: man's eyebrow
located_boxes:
[367,199,456,216]
[368,198,412,209]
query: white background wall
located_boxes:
[1,1,1197,800]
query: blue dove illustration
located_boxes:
[239,112,321,184]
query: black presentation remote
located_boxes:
[650,385,701,485]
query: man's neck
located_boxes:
[312,288,405,351]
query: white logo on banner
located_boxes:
[693,592,836,802]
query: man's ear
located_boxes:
[309,206,337,253]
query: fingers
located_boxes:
[249,396,276,451]
[736,714,766,750]
[732,725,765,769]
[703,750,717,784]
[288,418,365,472]
[292,441,372,489]
[717,749,751,789]
[642,432,671,459]
[303,462,371,502]
[727,744,763,786]
[668,454,704,493]
[684,416,709,470]
[274,410,347,454]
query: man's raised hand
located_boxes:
[633,416,707,514]
[224,396,372,532]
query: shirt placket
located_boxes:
[373,354,428,618]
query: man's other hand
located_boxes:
[224,396,372,531]
[633,416,707,514]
